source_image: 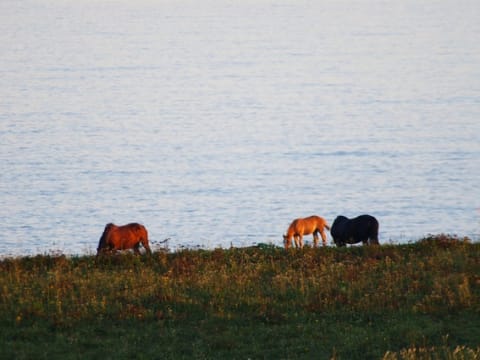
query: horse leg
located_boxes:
[299,234,304,248]
[367,236,379,245]
[320,230,327,246]
[142,240,152,254]
[371,229,379,244]
[313,231,319,247]
[294,235,299,248]
[133,243,141,254]
[359,235,369,245]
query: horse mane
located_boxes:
[97,223,114,252]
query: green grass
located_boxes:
[1,235,479,359]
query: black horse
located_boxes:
[330,215,379,247]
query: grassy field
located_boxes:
[1,235,479,359]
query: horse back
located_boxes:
[351,215,378,233]
[117,223,147,242]
[308,215,329,229]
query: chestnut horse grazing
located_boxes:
[97,223,152,255]
[283,215,330,249]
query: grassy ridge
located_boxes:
[1,235,479,359]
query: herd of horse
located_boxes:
[283,214,379,249]
[96,214,379,255]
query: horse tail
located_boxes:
[143,231,152,255]
[371,218,379,244]
[136,224,152,254]
[324,223,330,231]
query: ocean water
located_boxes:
[1,0,479,256]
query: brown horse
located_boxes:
[97,223,152,255]
[283,215,330,249]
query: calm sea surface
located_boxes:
[1,0,479,256]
